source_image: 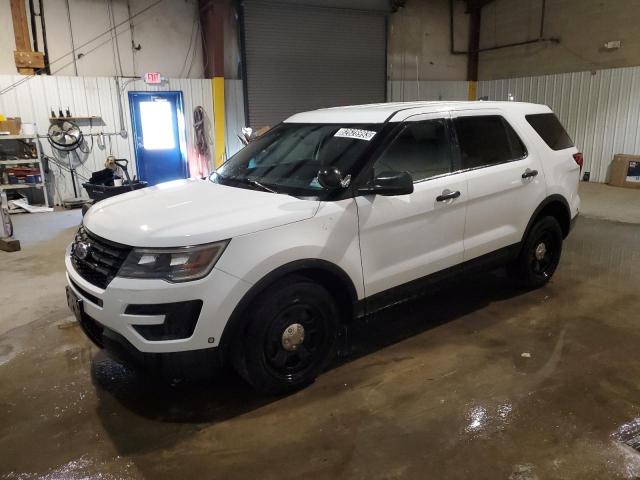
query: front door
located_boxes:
[356,113,468,298]
[129,91,188,186]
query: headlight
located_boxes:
[118,240,229,282]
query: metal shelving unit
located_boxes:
[0,134,50,208]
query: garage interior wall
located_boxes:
[386,0,640,183]
[387,0,469,82]
[478,0,640,80]
[242,0,387,127]
[387,0,640,82]
[0,0,204,78]
[0,74,246,204]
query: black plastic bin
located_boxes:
[83,181,148,202]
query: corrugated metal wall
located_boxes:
[0,75,246,204]
[389,66,640,183]
[477,67,640,183]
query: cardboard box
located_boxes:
[0,117,22,135]
[609,154,640,189]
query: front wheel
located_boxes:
[233,275,339,395]
[510,216,563,289]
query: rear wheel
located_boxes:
[510,216,563,289]
[233,275,339,394]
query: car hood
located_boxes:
[82,179,320,247]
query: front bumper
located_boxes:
[75,306,224,373]
[65,245,252,354]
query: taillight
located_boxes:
[573,152,584,171]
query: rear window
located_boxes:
[526,113,574,150]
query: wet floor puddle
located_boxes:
[614,418,640,451]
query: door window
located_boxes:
[373,119,452,182]
[454,115,526,170]
[139,99,176,150]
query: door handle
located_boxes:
[436,189,461,202]
[522,168,539,179]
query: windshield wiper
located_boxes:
[246,178,278,193]
[213,171,278,194]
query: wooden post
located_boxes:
[10,0,44,75]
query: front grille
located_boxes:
[71,226,131,289]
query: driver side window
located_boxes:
[374,119,453,182]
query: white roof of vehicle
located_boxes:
[284,101,552,124]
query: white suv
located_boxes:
[65,101,581,393]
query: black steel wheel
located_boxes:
[233,275,338,394]
[511,216,563,289]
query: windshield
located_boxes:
[210,123,384,196]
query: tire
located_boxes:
[510,216,563,289]
[232,275,339,395]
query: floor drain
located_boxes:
[613,418,640,451]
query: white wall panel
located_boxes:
[478,66,640,183]
[0,74,222,204]
[389,65,640,183]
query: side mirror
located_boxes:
[359,171,414,196]
[317,167,351,190]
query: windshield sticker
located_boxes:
[334,128,377,141]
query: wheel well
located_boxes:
[218,261,358,356]
[294,267,355,324]
[530,198,571,238]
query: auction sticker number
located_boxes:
[334,128,377,141]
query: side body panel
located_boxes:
[355,111,468,297]
[356,175,468,297]
[215,198,365,299]
[519,111,581,220]
[452,108,548,261]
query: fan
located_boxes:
[47,120,89,208]
[47,121,83,151]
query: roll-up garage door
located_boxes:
[242,0,387,127]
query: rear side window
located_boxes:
[526,113,574,150]
[454,115,527,170]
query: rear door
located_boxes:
[356,112,468,297]
[451,110,546,261]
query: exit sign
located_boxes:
[144,72,163,84]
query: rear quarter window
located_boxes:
[526,113,574,150]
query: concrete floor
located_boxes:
[578,182,640,223]
[1,186,640,479]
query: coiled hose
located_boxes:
[192,106,210,177]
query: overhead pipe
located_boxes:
[28,0,51,75]
[28,0,38,52]
[38,0,52,74]
[449,0,558,56]
[64,0,78,75]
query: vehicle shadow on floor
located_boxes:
[91,268,528,456]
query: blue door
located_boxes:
[129,91,188,185]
